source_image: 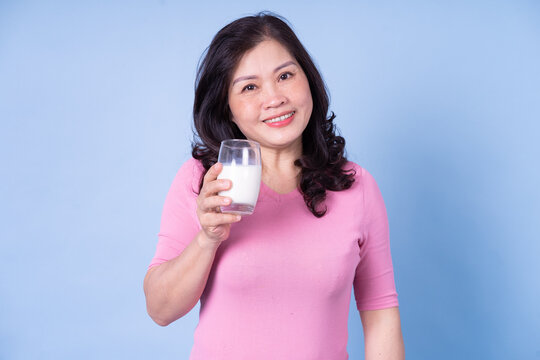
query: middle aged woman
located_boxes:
[144,12,405,360]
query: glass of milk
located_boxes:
[217,139,262,215]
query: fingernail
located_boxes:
[223,198,231,204]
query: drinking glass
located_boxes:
[217,139,262,215]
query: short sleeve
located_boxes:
[353,168,399,311]
[148,158,203,269]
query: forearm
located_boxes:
[143,231,219,326]
[361,307,405,360]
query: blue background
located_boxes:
[1,1,539,359]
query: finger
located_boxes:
[203,162,223,185]
[200,212,242,227]
[200,195,232,212]
[205,177,233,196]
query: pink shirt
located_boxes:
[149,158,399,359]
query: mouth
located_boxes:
[263,111,295,124]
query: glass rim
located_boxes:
[220,139,260,148]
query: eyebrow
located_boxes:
[231,60,298,86]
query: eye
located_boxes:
[279,72,293,81]
[242,84,256,92]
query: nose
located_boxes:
[262,84,287,109]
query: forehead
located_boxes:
[232,39,295,75]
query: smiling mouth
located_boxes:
[263,111,295,124]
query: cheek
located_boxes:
[229,99,256,128]
[295,79,313,110]
[228,100,243,124]
[300,87,313,116]
[230,96,254,114]
[306,91,313,111]
[228,97,240,118]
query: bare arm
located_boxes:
[143,162,240,326]
[144,231,220,326]
[360,306,405,360]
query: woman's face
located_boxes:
[228,39,313,152]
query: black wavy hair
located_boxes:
[192,12,355,217]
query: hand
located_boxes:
[196,162,241,249]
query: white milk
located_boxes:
[218,164,262,208]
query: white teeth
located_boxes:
[264,111,295,124]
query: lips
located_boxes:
[263,111,295,125]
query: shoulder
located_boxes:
[343,161,383,198]
[177,157,205,176]
[343,160,371,183]
[170,157,205,195]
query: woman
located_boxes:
[144,12,405,360]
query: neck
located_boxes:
[260,141,303,193]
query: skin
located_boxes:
[144,163,239,325]
[361,307,405,359]
[228,38,313,193]
[144,38,405,359]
